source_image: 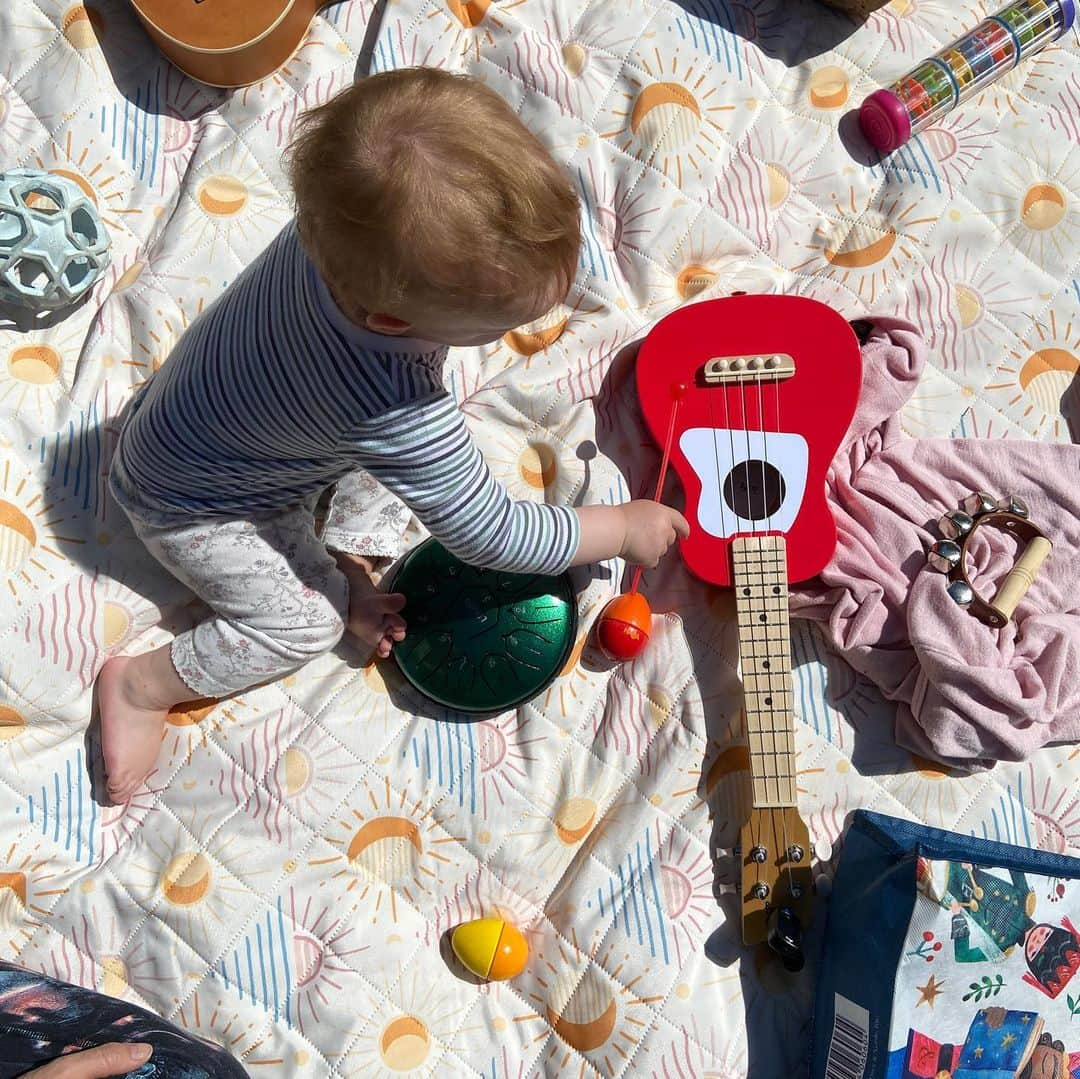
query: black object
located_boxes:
[850,319,874,346]
[767,906,805,972]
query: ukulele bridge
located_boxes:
[702,353,795,385]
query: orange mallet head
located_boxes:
[595,591,652,661]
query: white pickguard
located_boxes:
[680,427,808,539]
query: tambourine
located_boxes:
[388,538,577,713]
[926,492,1052,628]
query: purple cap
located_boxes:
[859,90,911,154]
[1061,0,1076,32]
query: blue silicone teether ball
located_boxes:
[0,168,111,312]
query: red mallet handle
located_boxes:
[629,382,686,595]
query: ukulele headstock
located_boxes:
[739,808,814,971]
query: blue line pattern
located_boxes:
[575,169,610,283]
[972,774,1033,848]
[38,396,104,516]
[878,135,943,194]
[409,720,478,812]
[587,829,671,964]
[215,903,293,1024]
[99,70,165,186]
[17,751,97,866]
[672,2,743,79]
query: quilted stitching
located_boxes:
[0,0,1078,1075]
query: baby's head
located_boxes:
[287,67,581,346]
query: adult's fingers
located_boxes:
[28,1042,152,1078]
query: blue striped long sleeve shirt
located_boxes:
[115,224,580,575]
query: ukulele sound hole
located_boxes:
[723,460,786,521]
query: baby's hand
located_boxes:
[618,500,690,568]
[334,552,407,659]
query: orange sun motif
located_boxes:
[0,457,81,605]
[311,776,465,923]
[180,146,288,262]
[788,181,937,306]
[344,964,472,1076]
[0,834,70,953]
[601,53,737,188]
[118,810,258,957]
[523,937,662,1075]
[975,146,1079,274]
[985,303,1079,441]
[429,0,509,62]
[31,132,142,237]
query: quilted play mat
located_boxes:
[0,0,1077,1075]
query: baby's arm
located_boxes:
[342,395,686,575]
[575,502,689,569]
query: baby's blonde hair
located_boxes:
[287,67,581,322]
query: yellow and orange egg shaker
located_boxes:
[450,918,529,981]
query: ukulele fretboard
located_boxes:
[732,534,796,808]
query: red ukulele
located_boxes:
[633,295,862,969]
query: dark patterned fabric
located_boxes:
[0,961,248,1078]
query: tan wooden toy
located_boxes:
[926,493,1052,629]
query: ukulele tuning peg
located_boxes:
[927,539,962,573]
[961,491,997,518]
[750,882,770,901]
[947,580,974,608]
[938,510,973,541]
[785,844,805,863]
[749,845,768,863]
[995,494,1029,519]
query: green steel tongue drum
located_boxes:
[388,539,577,714]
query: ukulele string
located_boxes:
[765,357,798,898]
[707,365,731,545]
[739,377,752,528]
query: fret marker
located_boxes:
[772,586,781,594]
[758,613,767,623]
[764,696,772,705]
[743,587,751,596]
[762,660,770,669]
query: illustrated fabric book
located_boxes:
[810,811,1080,1079]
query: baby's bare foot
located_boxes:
[97,651,182,803]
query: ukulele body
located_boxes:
[635,295,862,588]
[129,0,328,87]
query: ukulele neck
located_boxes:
[732,534,796,809]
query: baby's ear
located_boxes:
[366,313,413,336]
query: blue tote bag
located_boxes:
[810,810,1080,1079]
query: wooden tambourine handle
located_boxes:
[948,511,1052,628]
[991,535,1052,622]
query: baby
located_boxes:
[99,67,687,803]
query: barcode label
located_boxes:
[824,993,870,1079]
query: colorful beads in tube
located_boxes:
[860,0,1076,153]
